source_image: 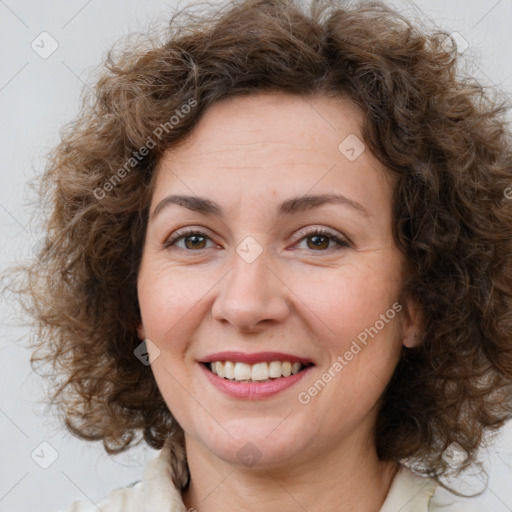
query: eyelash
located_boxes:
[162,227,350,253]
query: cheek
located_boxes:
[137,267,204,419]
[291,258,402,354]
[138,264,207,344]
[297,270,403,419]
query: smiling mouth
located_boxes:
[203,360,313,383]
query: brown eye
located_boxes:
[182,234,207,250]
[295,228,350,252]
[163,229,213,250]
[306,234,331,250]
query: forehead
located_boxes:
[151,92,394,215]
[165,92,365,160]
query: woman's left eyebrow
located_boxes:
[150,193,370,221]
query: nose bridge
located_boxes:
[211,236,289,331]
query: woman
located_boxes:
[9,0,512,510]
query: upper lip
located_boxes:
[200,351,313,365]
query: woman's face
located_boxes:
[137,92,417,469]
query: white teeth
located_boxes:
[251,362,269,381]
[282,362,292,377]
[233,362,252,380]
[268,361,282,378]
[208,360,306,381]
[224,361,235,379]
[291,362,301,375]
[215,361,225,378]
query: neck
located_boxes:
[182,434,399,512]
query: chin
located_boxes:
[190,416,314,470]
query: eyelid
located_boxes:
[291,225,350,246]
[163,226,217,249]
[163,225,351,251]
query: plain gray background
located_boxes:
[1,1,512,511]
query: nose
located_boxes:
[211,244,290,334]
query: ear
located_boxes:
[137,322,146,341]
[401,297,423,348]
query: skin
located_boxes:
[136,92,421,512]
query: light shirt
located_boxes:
[60,437,482,512]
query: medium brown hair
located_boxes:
[5,0,512,489]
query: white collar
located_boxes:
[379,464,437,511]
[79,438,438,512]
[139,438,438,512]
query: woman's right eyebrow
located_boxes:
[150,193,370,221]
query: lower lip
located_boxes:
[199,363,312,399]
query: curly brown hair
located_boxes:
[5,0,512,490]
